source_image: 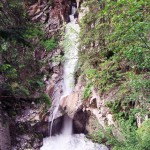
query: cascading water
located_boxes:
[40,5,108,150]
[49,5,79,136]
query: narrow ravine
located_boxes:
[40,5,108,150]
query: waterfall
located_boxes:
[49,5,79,136]
[62,115,73,135]
[63,7,79,96]
[40,5,108,150]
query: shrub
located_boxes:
[40,94,52,106]
[137,119,150,150]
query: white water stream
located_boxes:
[49,6,80,136]
[40,6,108,150]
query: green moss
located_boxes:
[83,83,92,99]
[41,39,57,51]
[40,94,52,107]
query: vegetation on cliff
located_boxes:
[0,1,59,148]
[79,0,150,149]
[0,0,56,106]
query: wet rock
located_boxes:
[89,98,97,108]
[33,138,43,149]
[73,109,91,134]
[0,107,11,150]
[86,113,103,135]
[7,101,49,150]
[34,121,49,138]
[61,92,80,118]
[50,115,64,135]
[11,133,42,150]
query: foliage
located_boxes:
[39,94,52,107]
[41,39,57,51]
[83,83,92,99]
[89,127,119,147]
[79,0,150,149]
[111,119,150,150]
[137,119,150,150]
[79,0,150,92]
[0,1,58,100]
[0,64,17,79]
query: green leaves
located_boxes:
[0,2,47,100]
[24,26,44,39]
[83,83,92,99]
[79,0,150,92]
[0,64,17,79]
[40,94,52,106]
[79,0,150,149]
[137,119,150,150]
[41,39,57,51]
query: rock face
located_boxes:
[0,106,11,150]
[79,1,89,21]
[45,49,63,99]
[58,76,117,135]
[61,92,79,118]
[60,76,85,117]
[86,113,103,135]
[50,115,64,135]
[45,49,64,124]
[28,0,69,117]
[28,0,70,37]
[9,102,47,150]
[73,109,91,134]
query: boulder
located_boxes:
[61,92,80,118]
[50,115,64,135]
[86,113,103,135]
[73,109,91,134]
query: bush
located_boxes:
[83,83,92,99]
[40,94,52,106]
[42,39,57,51]
[137,119,150,150]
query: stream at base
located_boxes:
[41,115,108,150]
[41,134,108,150]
